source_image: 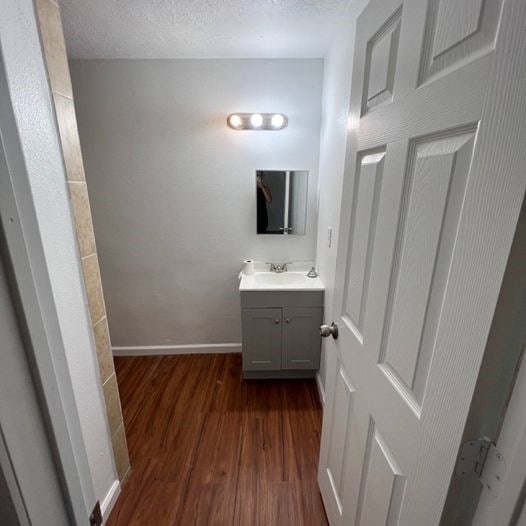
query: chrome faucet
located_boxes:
[267,262,291,273]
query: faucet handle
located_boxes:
[265,262,292,272]
[307,267,318,278]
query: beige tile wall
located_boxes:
[35,0,130,483]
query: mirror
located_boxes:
[256,170,308,235]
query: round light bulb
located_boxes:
[229,114,242,128]
[271,114,285,128]
[250,113,263,128]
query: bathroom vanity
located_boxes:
[239,270,324,379]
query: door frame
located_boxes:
[0,42,95,524]
[0,229,71,525]
[441,195,526,525]
[0,428,30,525]
[473,342,526,526]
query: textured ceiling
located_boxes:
[61,0,349,59]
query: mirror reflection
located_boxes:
[256,170,308,235]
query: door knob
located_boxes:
[320,322,338,339]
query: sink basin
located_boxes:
[254,272,306,286]
[239,271,324,291]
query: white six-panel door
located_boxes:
[318,0,526,524]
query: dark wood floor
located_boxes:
[107,353,328,526]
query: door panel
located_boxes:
[319,0,526,524]
[325,362,354,516]
[241,308,282,370]
[363,8,401,113]
[343,150,385,338]
[281,307,322,369]
[357,423,405,526]
[380,130,475,405]
[418,0,503,85]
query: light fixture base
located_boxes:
[227,113,288,130]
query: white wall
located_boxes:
[0,0,116,508]
[315,0,369,395]
[70,59,323,348]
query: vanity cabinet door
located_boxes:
[241,308,282,371]
[282,307,322,370]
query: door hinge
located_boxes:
[89,500,102,526]
[455,437,506,496]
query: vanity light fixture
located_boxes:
[250,113,263,128]
[228,114,242,128]
[271,113,285,128]
[227,113,288,131]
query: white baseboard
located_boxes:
[316,372,326,407]
[101,479,120,524]
[112,343,242,356]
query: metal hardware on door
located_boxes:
[320,322,338,339]
[285,318,291,323]
[274,319,280,324]
[455,437,505,496]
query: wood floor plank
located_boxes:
[107,353,327,526]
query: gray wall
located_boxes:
[70,59,323,347]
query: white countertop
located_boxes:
[239,270,325,292]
